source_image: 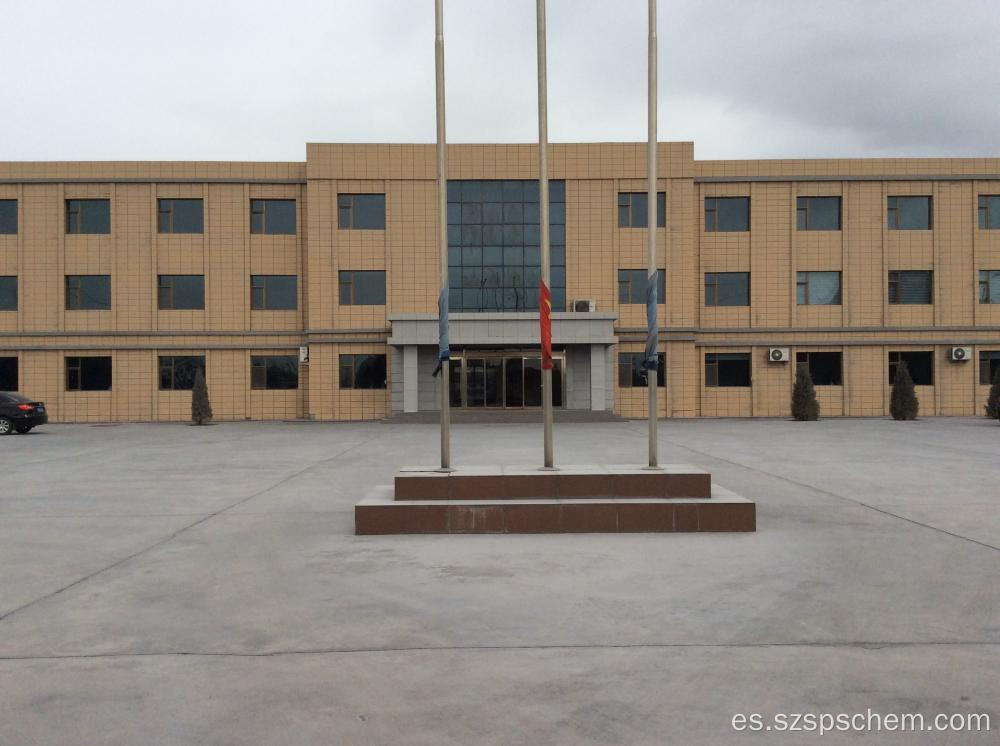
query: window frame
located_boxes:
[0,199,17,234]
[65,356,113,391]
[250,275,298,311]
[337,194,387,230]
[617,352,666,388]
[249,199,297,235]
[888,351,934,386]
[887,270,933,305]
[617,192,666,228]
[978,195,1000,230]
[704,352,752,388]
[704,272,750,307]
[795,351,843,386]
[704,196,750,232]
[617,269,666,305]
[250,355,299,390]
[158,275,205,310]
[158,355,206,391]
[0,356,17,391]
[65,275,112,310]
[796,196,842,231]
[796,271,842,305]
[66,199,111,234]
[0,276,17,311]
[979,351,1000,385]
[979,270,1000,304]
[157,198,204,234]
[338,270,387,306]
[887,196,933,230]
[337,353,388,390]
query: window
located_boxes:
[705,353,751,387]
[66,356,112,391]
[158,275,205,310]
[251,275,297,310]
[617,269,666,304]
[705,272,750,306]
[704,197,749,232]
[250,199,296,235]
[797,271,841,305]
[338,194,386,230]
[250,355,298,389]
[979,270,1000,304]
[339,271,386,305]
[888,351,933,386]
[159,355,206,390]
[978,196,1000,229]
[65,275,111,310]
[888,270,933,304]
[796,197,841,230]
[618,352,665,388]
[338,354,388,389]
[447,180,566,312]
[0,276,16,311]
[0,357,16,390]
[0,200,16,234]
[66,199,110,234]
[158,199,204,233]
[980,351,1000,385]
[617,192,666,228]
[887,196,932,230]
[796,351,843,386]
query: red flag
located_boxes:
[539,280,554,370]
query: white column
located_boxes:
[591,344,607,412]
[403,345,419,413]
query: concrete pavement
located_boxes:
[0,418,997,744]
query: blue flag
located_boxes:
[644,270,658,373]
[432,287,450,377]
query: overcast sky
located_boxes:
[4,0,998,162]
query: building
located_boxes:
[1,143,999,422]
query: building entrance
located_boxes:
[448,351,563,408]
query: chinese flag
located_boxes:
[539,280,554,370]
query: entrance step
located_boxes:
[394,465,712,500]
[384,410,625,424]
[355,485,756,534]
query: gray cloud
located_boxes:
[2,0,998,161]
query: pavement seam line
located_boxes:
[0,640,997,662]
[0,434,381,625]
[648,426,1000,553]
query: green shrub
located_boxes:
[986,367,1000,420]
[191,367,213,425]
[890,361,919,421]
[791,364,820,421]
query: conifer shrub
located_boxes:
[890,361,919,421]
[791,364,820,421]
[986,367,1000,420]
[191,367,213,425]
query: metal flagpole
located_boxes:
[646,0,659,468]
[537,0,554,469]
[435,0,451,470]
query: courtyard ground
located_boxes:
[0,417,997,745]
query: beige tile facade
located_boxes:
[1,144,998,421]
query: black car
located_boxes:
[0,393,48,435]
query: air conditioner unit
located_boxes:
[950,346,971,362]
[299,346,309,364]
[768,347,790,363]
[574,299,596,312]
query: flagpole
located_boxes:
[537,0,554,469]
[646,0,659,468]
[435,0,451,470]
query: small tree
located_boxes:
[986,367,1000,420]
[191,367,213,425]
[791,364,820,421]
[890,361,919,421]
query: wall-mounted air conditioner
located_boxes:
[768,347,790,363]
[949,346,971,362]
[574,299,596,312]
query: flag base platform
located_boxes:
[354,465,756,534]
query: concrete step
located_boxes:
[355,485,756,534]
[394,464,712,500]
[384,409,626,424]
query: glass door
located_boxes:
[466,358,485,407]
[485,358,503,407]
[505,357,524,407]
